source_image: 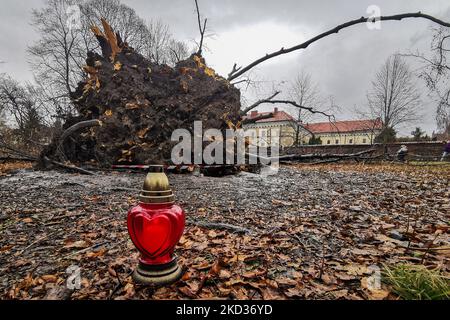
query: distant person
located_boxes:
[441,140,450,162]
[397,145,408,162]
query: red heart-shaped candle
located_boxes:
[128,203,185,265]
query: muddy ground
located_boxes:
[0,164,449,300]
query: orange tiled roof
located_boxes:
[304,119,383,134]
[243,110,295,123]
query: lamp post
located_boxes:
[127,165,185,285]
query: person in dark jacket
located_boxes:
[441,140,450,161]
[397,145,408,162]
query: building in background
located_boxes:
[244,108,383,147]
[303,119,383,145]
[243,108,302,148]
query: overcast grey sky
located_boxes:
[1,0,449,135]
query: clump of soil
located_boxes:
[42,20,242,167]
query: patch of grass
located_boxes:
[383,264,450,300]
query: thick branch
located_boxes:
[278,149,377,162]
[228,12,450,81]
[57,120,102,152]
[242,91,281,114]
[261,100,334,120]
[43,156,95,176]
[195,0,207,56]
[0,141,37,160]
[242,91,334,120]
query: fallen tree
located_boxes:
[40,19,242,167]
[277,149,377,162]
[37,9,450,170]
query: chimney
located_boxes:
[274,108,278,114]
[251,111,258,117]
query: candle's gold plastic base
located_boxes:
[133,259,183,286]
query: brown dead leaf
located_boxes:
[86,248,107,259]
[182,271,193,282]
[284,287,303,298]
[108,266,117,278]
[242,269,266,279]
[178,286,197,299]
[275,277,298,287]
[64,240,89,250]
[196,259,227,294]
[0,245,13,253]
[208,230,218,238]
[113,61,122,71]
[261,287,284,300]
[219,269,231,279]
[41,275,58,283]
[125,102,139,110]
[331,289,349,299]
[335,272,357,281]
[321,273,337,285]
[137,127,149,139]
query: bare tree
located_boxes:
[405,27,450,135]
[142,20,190,65]
[80,0,148,52]
[366,55,421,135]
[0,75,46,144]
[289,72,328,144]
[28,0,188,118]
[168,40,191,66]
[28,0,83,115]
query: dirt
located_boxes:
[0,164,448,300]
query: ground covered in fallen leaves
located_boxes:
[0,163,449,300]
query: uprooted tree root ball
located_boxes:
[40,19,242,168]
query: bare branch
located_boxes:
[194,0,208,56]
[241,91,281,114]
[58,120,102,149]
[43,156,95,175]
[278,149,377,162]
[242,90,334,121]
[228,12,450,81]
[265,100,335,121]
[56,119,102,159]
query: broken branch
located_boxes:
[278,149,377,162]
[242,91,281,115]
[195,0,208,56]
[43,157,95,176]
[228,12,450,81]
[56,120,102,159]
[57,120,102,151]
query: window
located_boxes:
[363,138,367,144]
[327,140,331,145]
[260,130,267,147]
[349,139,353,144]
[335,140,339,145]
